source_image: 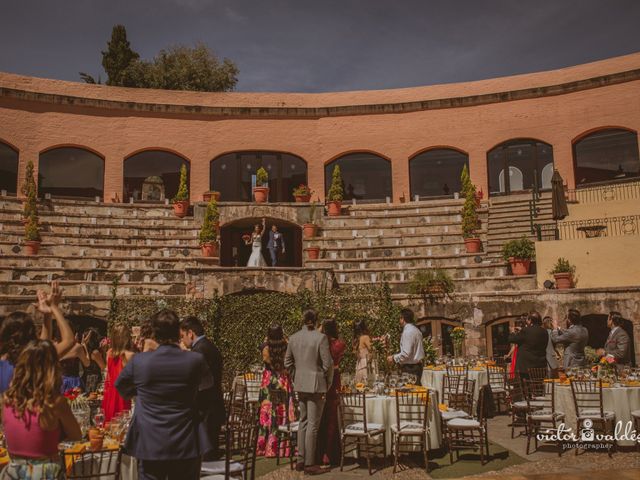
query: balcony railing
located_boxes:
[557,214,640,240]
[566,180,640,204]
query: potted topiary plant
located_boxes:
[24,213,41,255]
[202,190,220,202]
[293,184,312,202]
[172,164,190,217]
[303,201,319,239]
[21,159,37,223]
[326,165,344,216]
[502,237,535,276]
[460,165,482,253]
[253,167,269,203]
[550,257,576,289]
[304,245,321,260]
[199,196,219,258]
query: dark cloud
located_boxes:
[0,0,639,92]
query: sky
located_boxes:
[1,0,639,93]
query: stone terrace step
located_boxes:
[0,240,200,258]
[304,241,471,258]
[1,229,199,245]
[0,197,177,218]
[344,275,537,294]
[306,252,491,269]
[0,254,215,271]
[1,220,200,238]
[305,235,470,250]
[346,198,468,215]
[0,279,187,297]
[2,267,189,284]
[320,264,508,282]
[317,224,484,237]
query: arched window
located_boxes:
[409,148,469,199]
[38,147,104,199]
[0,142,19,195]
[124,150,189,202]
[416,317,462,357]
[485,316,526,359]
[325,152,392,202]
[487,139,553,196]
[574,128,640,186]
[210,151,307,202]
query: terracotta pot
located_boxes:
[89,434,104,451]
[464,238,482,253]
[202,191,220,202]
[294,194,311,203]
[253,186,269,203]
[173,200,190,218]
[201,242,218,258]
[24,240,40,256]
[305,247,320,260]
[303,223,318,239]
[509,257,531,276]
[554,272,574,289]
[327,201,342,216]
[88,428,102,442]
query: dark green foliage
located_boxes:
[460,164,479,239]
[501,237,536,260]
[327,165,344,202]
[173,164,189,202]
[21,160,37,219]
[199,197,219,244]
[549,257,575,275]
[24,214,40,242]
[101,25,140,86]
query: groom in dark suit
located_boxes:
[180,316,225,460]
[267,224,285,266]
[116,310,213,480]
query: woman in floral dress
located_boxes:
[256,324,294,457]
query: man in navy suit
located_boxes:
[116,310,213,480]
[267,224,285,266]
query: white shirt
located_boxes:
[394,323,425,365]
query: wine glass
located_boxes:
[93,411,105,429]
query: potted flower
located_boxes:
[199,196,219,258]
[293,184,312,202]
[303,201,319,239]
[450,326,466,359]
[327,165,343,216]
[501,237,535,275]
[460,165,482,253]
[550,257,576,289]
[202,190,220,202]
[409,268,455,304]
[172,164,190,217]
[253,167,269,203]
[305,245,321,260]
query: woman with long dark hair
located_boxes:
[256,324,294,457]
[2,340,82,478]
[317,319,346,466]
[353,319,372,385]
[81,328,106,392]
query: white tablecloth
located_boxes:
[555,384,640,446]
[421,369,488,401]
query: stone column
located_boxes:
[189,154,209,203]
[467,147,488,198]
[553,141,576,190]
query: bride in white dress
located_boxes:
[245,218,267,267]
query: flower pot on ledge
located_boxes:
[464,238,482,253]
[201,242,218,258]
[327,201,342,216]
[305,247,320,260]
[303,223,318,239]
[173,200,190,218]
[294,194,311,203]
[253,187,269,203]
[554,272,574,289]
[202,191,220,202]
[24,240,40,256]
[509,257,531,276]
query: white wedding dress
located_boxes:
[247,235,267,267]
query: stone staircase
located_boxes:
[304,199,537,294]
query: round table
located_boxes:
[555,384,640,446]
[421,368,488,402]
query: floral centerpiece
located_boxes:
[592,356,617,381]
[450,326,466,359]
[293,184,312,202]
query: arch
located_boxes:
[416,316,462,357]
[38,146,105,199]
[484,315,527,359]
[409,147,469,199]
[487,138,554,196]
[572,128,640,186]
[0,140,19,195]
[210,151,308,202]
[123,149,190,202]
[219,216,303,267]
[325,152,392,202]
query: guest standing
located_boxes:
[508,312,548,378]
[102,324,134,423]
[59,330,90,393]
[542,316,560,378]
[80,328,106,392]
[504,319,525,379]
[180,316,225,460]
[353,319,372,385]
[116,310,213,480]
[387,308,425,385]
[598,311,631,365]
[285,310,333,475]
[2,340,82,479]
[551,309,588,368]
[256,324,294,457]
[137,320,159,353]
[317,319,346,467]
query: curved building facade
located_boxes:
[1,53,640,203]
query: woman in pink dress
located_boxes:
[101,324,135,423]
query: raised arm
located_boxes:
[36,283,74,357]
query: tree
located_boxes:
[102,25,140,86]
[328,165,344,201]
[460,164,479,238]
[174,164,189,202]
[199,197,219,245]
[21,160,37,219]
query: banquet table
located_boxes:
[554,384,640,447]
[421,368,489,402]
[343,391,442,456]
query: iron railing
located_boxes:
[534,222,559,241]
[566,180,640,204]
[557,214,640,240]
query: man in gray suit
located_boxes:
[551,309,589,368]
[285,309,332,475]
[598,311,631,365]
